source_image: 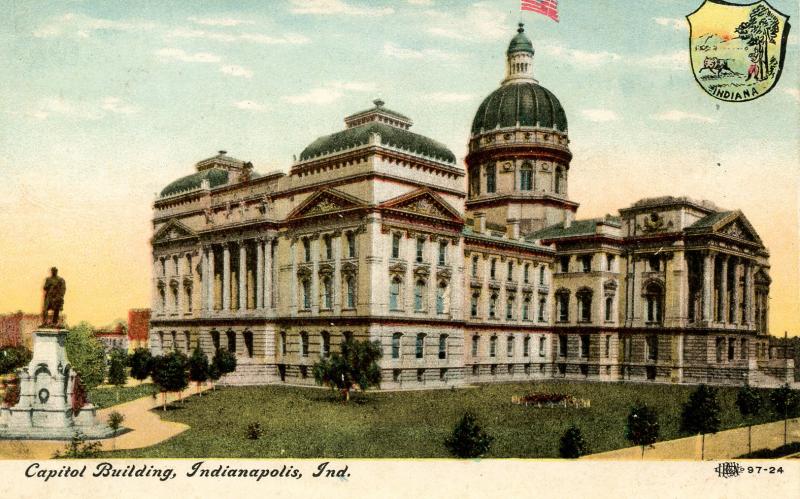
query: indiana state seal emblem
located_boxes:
[687,0,791,102]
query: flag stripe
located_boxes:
[521,0,559,22]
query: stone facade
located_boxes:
[148,25,785,388]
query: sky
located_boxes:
[0,0,798,333]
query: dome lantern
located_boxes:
[504,23,536,84]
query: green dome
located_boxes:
[471,82,568,135]
[160,168,229,197]
[300,122,456,164]
[507,23,533,55]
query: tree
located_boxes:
[0,346,32,375]
[625,403,660,459]
[210,348,236,390]
[150,352,189,411]
[736,384,763,455]
[769,384,799,446]
[128,347,153,383]
[559,425,589,459]
[313,338,382,402]
[735,4,780,81]
[65,322,107,390]
[444,412,494,458]
[107,411,125,450]
[680,384,721,460]
[107,348,128,401]
[188,346,210,396]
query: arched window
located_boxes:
[302,279,312,309]
[555,166,565,194]
[345,276,356,308]
[605,296,614,322]
[243,331,253,358]
[226,330,236,353]
[506,335,515,357]
[389,277,402,310]
[489,335,497,357]
[300,332,309,357]
[321,331,330,358]
[645,282,664,324]
[210,330,220,351]
[520,162,533,191]
[392,333,402,359]
[438,334,448,360]
[486,164,496,193]
[321,277,332,309]
[506,293,516,320]
[577,288,593,323]
[436,281,447,314]
[538,296,547,321]
[522,295,531,321]
[414,280,426,311]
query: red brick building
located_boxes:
[0,312,40,349]
[128,309,151,351]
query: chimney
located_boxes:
[474,212,486,234]
[506,218,520,239]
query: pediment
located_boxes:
[286,188,368,220]
[380,188,463,223]
[713,212,762,245]
[152,219,197,244]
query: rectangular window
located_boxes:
[523,336,530,357]
[280,332,286,355]
[490,259,497,280]
[303,238,311,262]
[558,334,568,358]
[507,261,514,281]
[647,335,658,361]
[489,294,497,318]
[392,333,401,359]
[416,238,424,263]
[471,335,479,357]
[740,338,748,360]
[605,335,611,358]
[323,235,332,260]
[558,293,569,322]
[538,297,546,322]
[607,254,614,271]
[506,336,514,357]
[438,335,447,360]
[438,241,447,266]
[391,233,401,259]
[539,336,546,357]
[506,294,515,320]
[321,333,330,358]
[471,293,479,317]
[559,256,569,273]
[489,336,497,357]
[347,232,356,258]
[524,263,530,283]
[580,335,590,358]
[522,297,530,321]
[486,165,496,193]
[471,255,479,278]
[346,277,356,308]
[415,334,425,359]
[301,333,309,357]
[581,255,592,272]
[728,337,735,361]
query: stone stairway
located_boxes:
[749,368,794,388]
[218,362,277,386]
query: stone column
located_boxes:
[222,243,231,311]
[731,260,741,324]
[311,236,320,313]
[333,232,342,313]
[265,238,273,309]
[239,241,247,311]
[719,255,728,324]
[152,257,161,315]
[702,251,714,322]
[206,246,215,311]
[744,262,754,327]
[256,239,264,309]
[176,255,184,316]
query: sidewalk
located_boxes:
[584,417,800,460]
[0,384,210,459]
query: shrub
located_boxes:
[245,422,264,440]
[71,375,87,416]
[107,348,128,398]
[444,412,494,458]
[559,425,589,458]
[2,376,20,407]
[52,431,102,459]
[65,323,107,390]
[0,346,32,375]
[128,348,153,382]
[189,347,210,394]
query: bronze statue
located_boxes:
[42,267,66,326]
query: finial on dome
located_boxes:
[517,22,525,33]
[373,98,385,108]
[218,150,227,155]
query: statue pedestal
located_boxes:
[0,328,114,440]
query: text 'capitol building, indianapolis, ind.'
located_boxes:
[148,25,790,389]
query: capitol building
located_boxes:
[149,25,787,388]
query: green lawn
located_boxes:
[107,381,787,458]
[88,383,156,409]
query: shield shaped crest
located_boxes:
[687,0,791,102]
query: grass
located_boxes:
[88,383,156,409]
[106,381,788,458]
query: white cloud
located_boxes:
[233,100,268,112]
[101,97,138,114]
[788,34,798,45]
[423,92,475,103]
[638,51,686,71]
[155,48,221,63]
[539,43,622,67]
[220,64,253,78]
[654,17,688,32]
[424,2,507,41]
[28,96,137,120]
[284,88,345,105]
[188,16,255,27]
[33,13,156,38]
[651,110,716,123]
[581,109,619,122]
[407,0,433,4]
[166,27,309,45]
[289,0,394,17]
[383,42,463,61]
[783,88,800,101]
[326,81,377,92]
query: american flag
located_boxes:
[521,0,559,22]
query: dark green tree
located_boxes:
[107,411,125,450]
[107,348,128,401]
[65,322,107,390]
[0,346,32,375]
[769,384,800,446]
[680,384,721,460]
[313,338,382,402]
[736,384,763,454]
[735,4,780,81]
[128,347,153,383]
[209,348,236,390]
[559,425,589,459]
[188,346,210,395]
[150,352,189,411]
[444,412,494,458]
[625,403,660,459]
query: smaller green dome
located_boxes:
[507,23,533,55]
[160,168,229,197]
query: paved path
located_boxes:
[0,384,210,459]
[584,417,800,460]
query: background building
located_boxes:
[128,308,151,352]
[149,25,791,388]
[0,312,40,350]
